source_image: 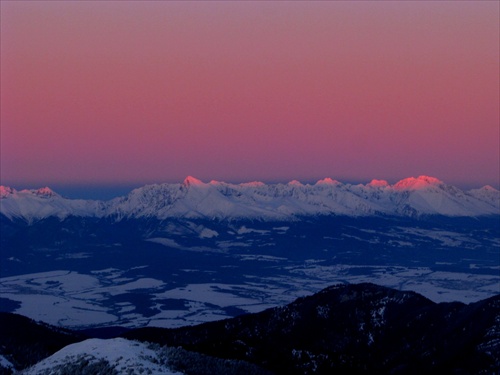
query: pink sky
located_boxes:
[1,1,499,189]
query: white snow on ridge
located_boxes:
[1,176,498,222]
[0,187,108,223]
[0,355,14,371]
[22,338,182,375]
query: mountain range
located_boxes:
[1,176,498,223]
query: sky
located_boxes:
[1,1,499,197]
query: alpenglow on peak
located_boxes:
[1,176,498,222]
[182,176,205,187]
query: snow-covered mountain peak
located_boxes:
[288,180,303,186]
[393,176,444,190]
[0,186,15,198]
[32,187,59,198]
[480,185,499,192]
[316,177,341,186]
[182,176,205,187]
[468,185,500,210]
[0,186,60,199]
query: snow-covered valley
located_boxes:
[1,213,498,329]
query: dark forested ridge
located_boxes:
[123,283,500,374]
[1,283,499,374]
[0,313,87,373]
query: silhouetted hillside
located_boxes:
[2,284,498,374]
[123,283,500,374]
[0,313,87,373]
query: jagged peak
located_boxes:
[1,176,499,220]
[16,187,59,197]
[34,187,58,197]
[316,178,341,186]
[182,176,205,187]
[0,186,16,198]
[478,185,499,192]
[393,176,444,190]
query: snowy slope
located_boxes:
[0,354,14,372]
[22,338,182,375]
[0,186,108,223]
[1,176,498,222]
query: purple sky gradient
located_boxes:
[1,1,499,192]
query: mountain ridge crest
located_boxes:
[1,176,499,222]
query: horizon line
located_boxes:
[1,175,499,200]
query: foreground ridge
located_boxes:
[122,282,500,374]
[1,176,499,222]
[3,283,497,374]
